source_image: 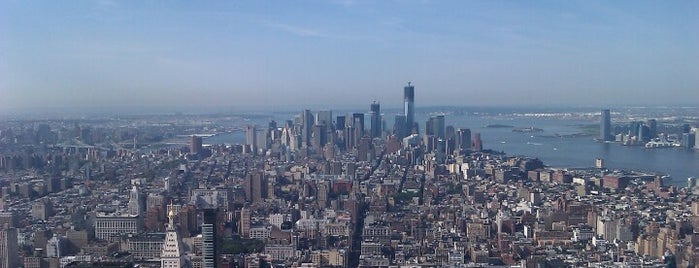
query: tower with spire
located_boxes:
[127,185,143,217]
[161,202,184,268]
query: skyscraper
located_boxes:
[302,110,314,148]
[127,185,143,216]
[600,109,612,141]
[335,115,346,131]
[316,110,333,127]
[404,82,415,135]
[370,102,381,138]
[160,205,183,268]
[245,125,257,153]
[472,133,483,152]
[202,209,218,268]
[190,135,203,154]
[352,113,365,146]
[456,128,472,153]
[393,115,407,139]
[0,227,19,268]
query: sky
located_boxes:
[1,0,697,113]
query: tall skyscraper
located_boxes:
[316,110,333,127]
[434,115,445,139]
[245,172,266,204]
[393,114,407,140]
[245,125,257,153]
[335,115,346,131]
[370,102,381,138]
[472,133,483,152]
[202,209,218,268]
[190,135,203,154]
[312,124,327,154]
[127,185,143,216]
[160,205,183,268]
[404,82,415,135]
[0,227,18,268]
[456,128,472,153]
[600,109,612,141]
[352,113,365,147]
[302,110,314,148]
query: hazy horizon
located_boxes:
[1,1,697,111]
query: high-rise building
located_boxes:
[456,128,471,154]
[312,124,328,154]
[393,115,407,140]
[302,110,314,148]
[245,172,267,204]
[202,209,218,268]
[0,227,18,268]
[352,113,365,146]
[240,207,251,238]
[370,102,381,139]
[128,185,143,217]
[190,135,203,154]
[316,110,333,127]
[445,125,455,155]
[245,125,257,153]
[600,109,612,141]
[404,82,415,135]
[647,119,657,139]
[472,133,483,152]
[161,205,183,268]
[335,115,346,131]
[432,115,446,139]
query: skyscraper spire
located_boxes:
[404,82,415,135]
[161,201,183,268]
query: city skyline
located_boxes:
[1,1,698,113]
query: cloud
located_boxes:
[266,22,322,37]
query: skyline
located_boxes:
[1,1,698,112]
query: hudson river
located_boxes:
[206,108,699,187]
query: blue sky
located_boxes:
[1,1,697,112]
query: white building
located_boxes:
[161,205,185,268]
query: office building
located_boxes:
[600,109,612,141]
[94,214,141,241]
[190,135,203,154]
[426,115,445,139]
[161,205,184,268]
[335,115,346,131]
[456,128,471,153]
[404,82,415,134]
[312,124,328,153]
[32,198,53,220]
[445,125,455,155]
[240,207,251,238]
[647,119,657,139]
[246,125,257,153]
[316,110,333,127]
[302,110,314,148]
[0,227,18,268]
[370,102,381,138]
[202,209,218,268]
[393,114,407,140]
[128,185,143,217]
[245,172,267,204]
[472,133,483,152]
[353,113,365,146]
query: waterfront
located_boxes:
[206,108,699,187]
